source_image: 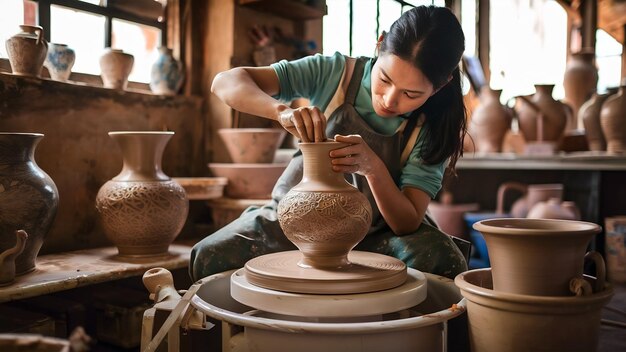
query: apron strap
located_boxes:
[400,114,425,166]
[344,57,367,105]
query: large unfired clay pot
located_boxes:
[0,133,59,275]
[95,131,188,257]
[5,25,48,77]
[515,85,569,142]
[563,51,598,125]
[473,218,602,296]
[455,268,613,352]
[277,141,372,268]
[600,84,626,153]
[468,87,512,153]
[99,48,134,89]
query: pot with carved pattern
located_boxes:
[277,140,372,268]
[95,131,188,257]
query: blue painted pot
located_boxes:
[150,47,184,95]
[44,43,75,81]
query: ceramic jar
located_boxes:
[468,87,513,153]
[277,141,372,268]
[580,92,613,151]
[5,25,48,77]
[496,182,563,218]
[150,47,185,95]
[95,131,188,257]
[44,43,75,81]
[600,84,626,153]
[99,48,134,89]
[563,51,598,125]
[0,133,59,275]
[526,198,580,221]
[515,85,569,142]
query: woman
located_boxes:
[191,5,468,281]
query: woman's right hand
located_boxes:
[278,106,327,143]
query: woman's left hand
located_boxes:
[330,134,382,177]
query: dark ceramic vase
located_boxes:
[0,133,59,275]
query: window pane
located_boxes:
[489,0,567,102]
[379,0,402,37]
[352,0,377,57]
[112,19,161,83]
[404,0,445,6]
[0,0,37,59]
[461,0,477,57]
[50,5,105,75]
[77,0,102,5]
[323,0,350,55]
[596,30,622,92]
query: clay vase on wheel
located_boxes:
[95,131,188,257]
[277,140,372,268]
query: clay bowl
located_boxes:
[208,163,287,199]
[171,177,228,200]
[218,128,286,163]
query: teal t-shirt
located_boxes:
[270,52,446,198]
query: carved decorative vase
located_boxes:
[277,141,373,268]
[468,87,512,153]
[563,51,598,124]
[44,43,75,81]
[473,218,602,296]
[600,84,626,153]
[99,48,134,90]
[0,133,59,275]
[5,25,48,77]
[150,47,185,95]
[95,131,188,257]
[515,85,568,142]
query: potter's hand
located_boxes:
[330,134,382,177]
[278,106,327,143]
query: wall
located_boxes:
[0,73,206,254]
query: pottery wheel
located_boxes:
[232,266,426,318]
[244,250,408,294]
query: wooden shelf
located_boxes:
[0,244,191,303]
[239,0,326,20]
[457,152,626,171]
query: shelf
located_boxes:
[239,0,326,20]
[0,244,191,303]
[457,152,626,171]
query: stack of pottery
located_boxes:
[600,82,626,153]
[455,218,613,352]
[467,86,513,153]
[150,47,185,95]
[4,25,48,77]
[95,131,188,257]
[207,128,287,228]
[44,43,76,82]
[99,48,134,90]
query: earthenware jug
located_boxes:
[526,198,580,220]
[563,51,598,124]
[44,43,75,81]
[99,48,134,89]
[496,182,563,218]
[600,83,626,153]
[472,218,603,296]
[468,87,513,153]
[95,131,188,257]
[515,85,569,142]
[0,230,28,286]
[5,25,48,77]
[150,47,185,95]
[0,133,59,275]
[277,140,372,268]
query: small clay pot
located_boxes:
[99,48,134,89]
[44,43,75,81]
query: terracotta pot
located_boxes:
[99,48,134,89]
[0,133,59,275]
[468,87,513,153]
[428,191,479,239]
[600,84,626,153]
[0,230,28,286]
[95,131,188,257]
[455,268,613,352]
[515,85,569,142]
[497,182,563,218]
[208,163,287,199]
[563,51,598,125]
[605,216,626,284]
[44,43,75,81]
[218,128,287,163]
[580,92,613,151]
[473,218,602,296]
[526,198,580,220]
[150,47,185,95]
[277,141,372,268]
[5,25,48,77]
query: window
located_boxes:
[1,0,166,83]
[323,0,446,57]
[595,29,622,92]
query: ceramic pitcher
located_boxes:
[515,85,569,143]
[5,25,48,77]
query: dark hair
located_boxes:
[379,5,466,171]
